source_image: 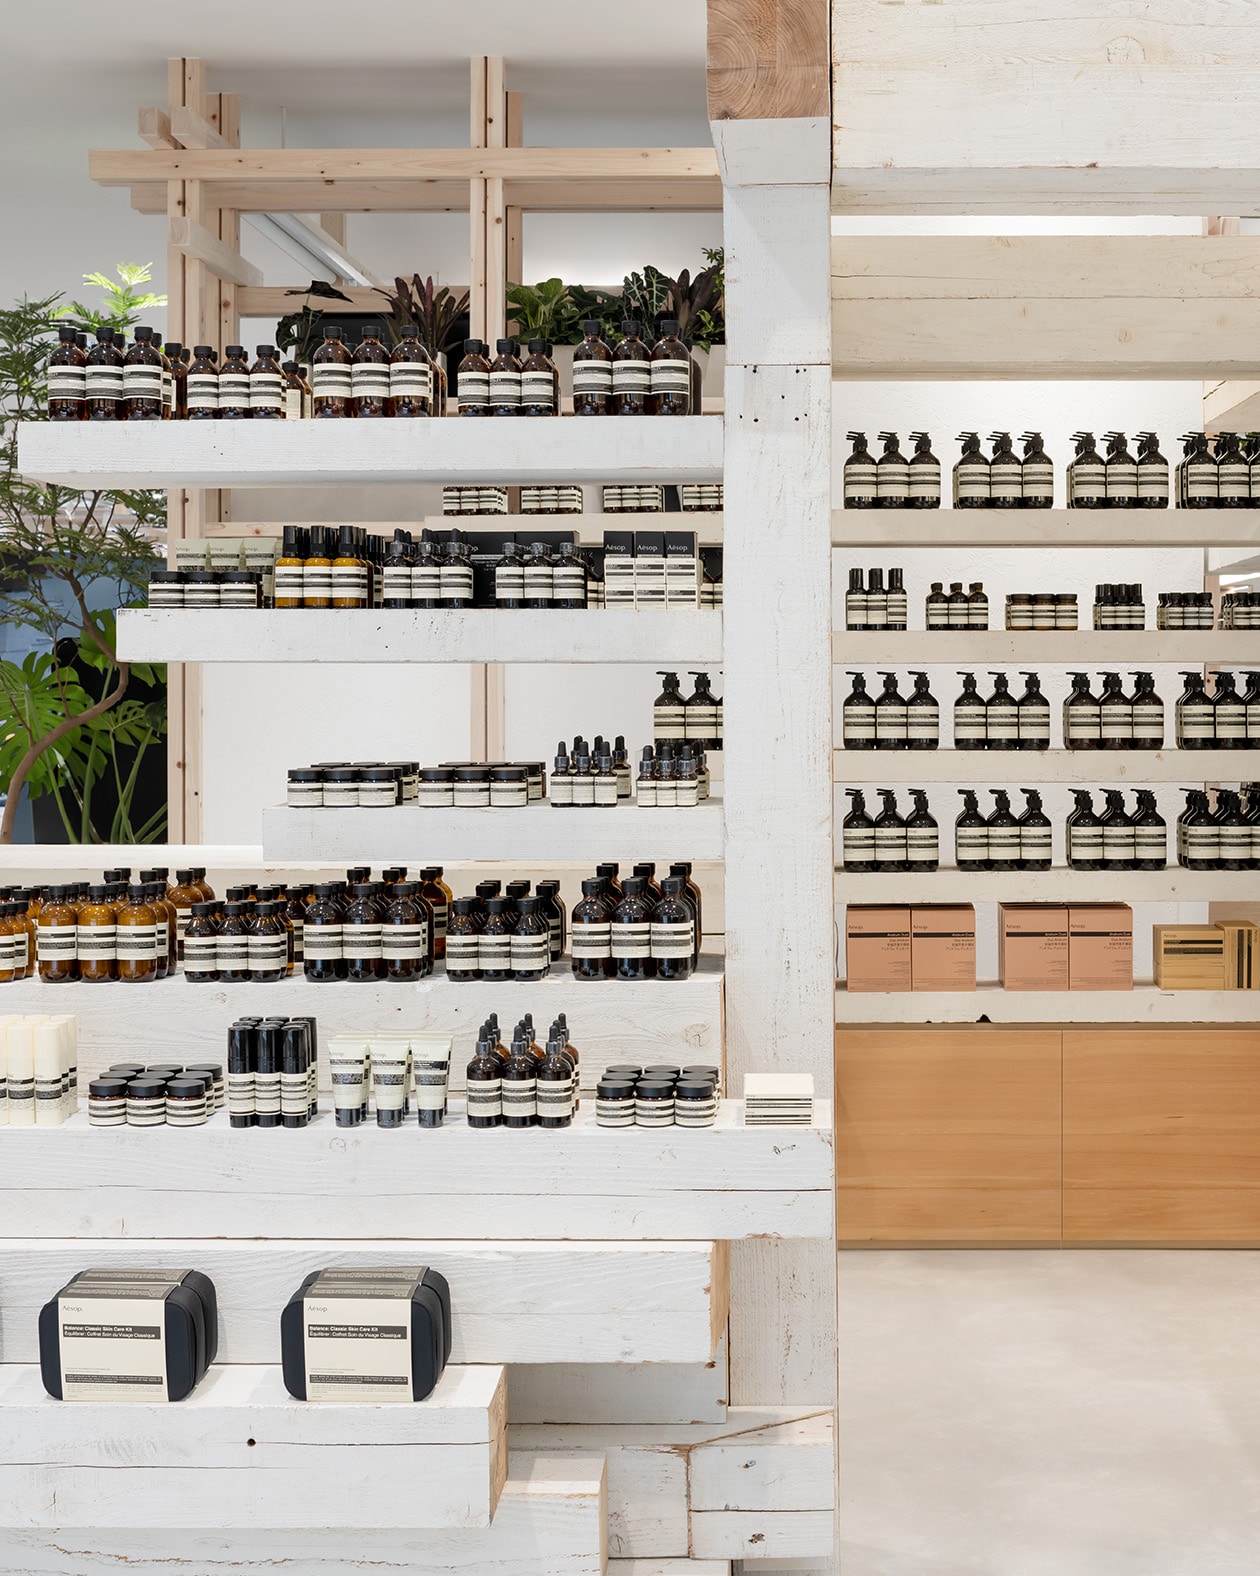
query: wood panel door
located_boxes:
[836,1026,1062,1244]
[1064,1027,1260,1242]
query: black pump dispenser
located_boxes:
[842,789,876,871]
[906,790,939,871]
[955,790,988,871]
[873,789,907,871]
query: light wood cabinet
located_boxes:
[836,1026,1062,1243]
[1064,1028,1260,1242]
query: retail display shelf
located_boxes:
[831,508,1260,549]
[0,1238,726,1366]
[0,958,726,1075]
[834,749,1260,784]
[16,416,724,489]
[831,631,1260,665]
[0,843,267,871]
[261,801,725,863]
[836,982,1260,1024]
[835,866,1259,902]
[0,1363,506,1531]
[0,1100,832,1242]
[423,511,725,544]
[116,607,724,665]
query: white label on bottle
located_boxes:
[86,365,124,399]
[1019,710,1051,742]
[843,827,875,862]
[953,711,987,743]
[491,783,529,808]
[248,934,288,969]
[1186,463,1218,500]
[273,564,303,601]
[521,371,555,407]
[218,371,250,406]
[440,566,474,601]
[875,708,908,742]
[655,704,687,740]
[1071,461,1106,501]
[650,358,690,394]
[1132,710,1164,739]
[115,923,156,962]
[216,934,250,969]
[987,704,1018,738]
[1177,702,1216,741]
[466,1076,502,1117]
[390,360,431,399]
[1065,707,1101,741]
[58,1290,169,1402]
[304,925,342,961]
[988,826,1020,857]
[284,386,305,419]
[379,923,426,962]
[35,923,76,962]
[523,567,553,601]
[1138,468,1169,499]
[331,565,369,601]
[457,370,489,409]
[651,920,695,958]
[844,710,877,742]
[511,934,550,971]
[1106,463,1138,500]
[613,361,650,393]
[352,364,390,400]
[537,1078,575,1119]
[48,367,87,399]
[1216,703,1247,739]
[1135,825,1167,859]
[906,828,939,864]
[382,565,412,600]
[495,565,525,602]
[444,934,481,970]
[1102,823,1135,861]
[1069,824,1103,859]
[479,934,513,969]
[573,361,613,395]
[908,463,941,499]
[247,371,283,411]
[76,924,116,960]
[123,364,162,399]
[956,826,989,859]
[955,471,990,500]
[1186,824,1220,854]
[1221,468,1250,500]
[503,1077,537,1118]
[611,920,651,959]
[876,462,910,499]
[875,827,906,864]
[655,779,678,807]
[344,922,382,961]
[183,933,219,970]
[844,461,878,502]
[412,565,442,599]
[489,371,521,405]
[1020,826,1053,860]
[570,921,612,960]
[1022,459,1054,498]
[1100,708,1133,742]
[312,364,353,401]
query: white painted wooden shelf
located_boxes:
[0,843,267,872]
[831,508,1260,550]
[16,416,724,488]
[117,607,724,665]
[0,1363,506,1530]
[834,749,1260,785]
[261,801,725,863]
[831,631,1260,665]
[0,1239,725,1366]
[835,983,1260,1025]
[0,958,726,1078]
[0,1451,607,1574]
[0,1101,833,1242]
[424,512,725,545]
[836,867,1260,903]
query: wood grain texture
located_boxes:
[0,1364,505,1530]
[690,1509,835,1560]
[168,217,262,288]
[837,868,1260,904]
[1064,1027,1260,1241]
[724,184,831,365]
[508,1332,728,1425]
[708,0,830,121]
[831,630,1260,666]
[836,748,1260,784]
[836,1027,1063,1243]
[833,508,1260,548]
[0,1240,726,1366]
[1205,380,1260,431]
[837,985,1260,1026]
[0,1451,606,1574]
[138,108,176,149]
[0,1105,833,1242]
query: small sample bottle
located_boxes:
[573,320,613,415]
[502,1033,539,1128]
[537,1036,576,1129]
[281,360,312,418]
[312,325,354,417]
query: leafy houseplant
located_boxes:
[504,278,582,346]
[0,289,165,844]
[54,262,166,336]
[374,275,471,358]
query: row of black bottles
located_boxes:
[653,672,723,752]
[844,568,910,630]
[842,432,1055,509]
[1176,789,1260,869]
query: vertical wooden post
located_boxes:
[708,0,837,1568]
[505,92,524,290]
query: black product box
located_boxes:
[40,1268,219,1402]
[281,1265,452,1402]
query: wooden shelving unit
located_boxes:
[832,508,1260,550]
[837,867,1260,903]
[835,750,1260,785]
[831,631,1260,665]
[835,984,1260,1025]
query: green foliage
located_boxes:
[374,276,470,357]
[54,262,166,335]
[505,278,582,345]
[0,286,166,842]
[621,266,674,340]
[565,284,623,344]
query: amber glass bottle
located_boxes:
[10,892,35,979]
[85,328,124,421]
[572,320,612,415]
[218,345,253,419]
[332,524,370,608]
[612,320,650,415]
[521,338,555,417]
[489,339,522,416]
[216,901,253,983]
[312,325,354,417]
[47,325,87,420]
[249,345,285,419]
[36,886,78,982]
[380,881,427,981]
[390,325,432,416]
[77,885,118,983]
[167,868,201,961]
[352,327,392,417]
[164,340,186,418]
[281,361,311,418]
[650,319,691,416]
[186,345,219,419]
[115,885,158,983]
[457,339,491,415]
[420,866,449,961]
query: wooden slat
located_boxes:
[236,284,388,317]
[1205,379,1260,431]
[833,235,1260,378]
[129,178,723,215]
[1064,1027,1260,1242]
[90,147,721,185]
[138,107,176,149]
[509,1334,728,1425]
[689,1510,835,1560]
[170,104,230,149]
[707,0,830,120]
[836,1026,1063,1243]
[168,216,261,287]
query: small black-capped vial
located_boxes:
[227,1023,257,1128]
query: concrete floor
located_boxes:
[838,1250,1260,1576]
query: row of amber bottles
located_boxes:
[25,880,181,983]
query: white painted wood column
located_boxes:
[715,114,837,1439]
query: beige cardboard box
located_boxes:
[1217,919,1259,990]
[911,905,976,992]
[1153,925,1228,990]
[999,904,1069,991]
[1069,904,1133,991]
[846,906,912,992]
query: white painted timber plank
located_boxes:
[507,1332,728,1425]
[712,119,831,187]
[0,1103,833,1242]
[612,1564,729,1576]
[260,802,725,863]
[836,867,1260,903]
[0,962,726,1084]
[0,842,263,871]
[724,185,832,367]
[835,750,1260,785]
[0,1451,606,1575]
[0,1240,726,1366]
[690,1510,836,1561]
[687,1410,835,1512]
[1205,381,1260,432]
[831,61,1260,213]
[16,417,724,488]
[831,631,1260,665]
[116,607,724,665]
[0,1363,506,1530]
[835,983,1260,1025]
[832,509,1260,549]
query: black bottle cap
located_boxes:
[89,1077,129,1098]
